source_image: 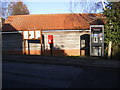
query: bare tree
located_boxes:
[70,0,108,13]
[1,0,9,18]
[0,0,29,18]
[69,0,108,24]
[0,1,2,17]
[1,0,16,18]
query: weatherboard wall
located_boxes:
[2,30,90,56]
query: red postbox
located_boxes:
[48,35,53,44]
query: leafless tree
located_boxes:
[69,0,108,24]
[70,0,108,13]
[0,0,29,18]
[0,0,16,18]
[0,1,2,17]
[1,0,9,18]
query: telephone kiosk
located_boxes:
[90,25,104,56]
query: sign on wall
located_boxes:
[23,30,41,40]
[23,31,29,39]
[35,31,41,39]
[81,40,85,48]
[29,31,34,39]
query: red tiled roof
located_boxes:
[2,13,104,31]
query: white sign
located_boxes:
[35,31,41,39]
[29,31,34,39]
[23,30,41,39]
[81,40,85,48]
[23,31,29,39]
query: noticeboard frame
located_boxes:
[22,30,43,55]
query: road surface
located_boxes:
[2,61,119,88]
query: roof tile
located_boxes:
[2,13,104,31]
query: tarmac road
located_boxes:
[2,61,120,88]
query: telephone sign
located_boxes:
[91,27,102,32]
[90,25,104,56]
[48,35,53,44]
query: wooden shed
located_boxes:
[2,13,104,56]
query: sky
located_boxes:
[1,0,111,15]
[25,2,72,15]
[24,0,106,15]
